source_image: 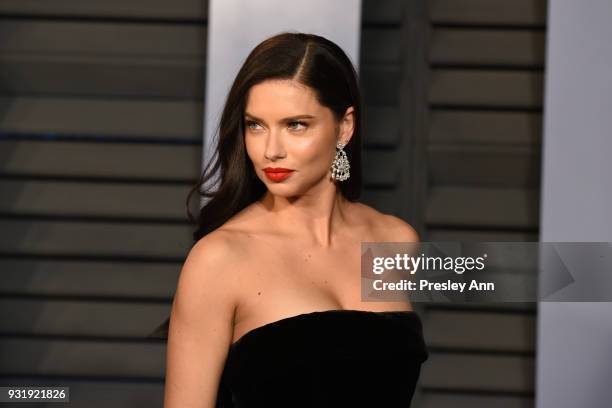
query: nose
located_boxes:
[263,129,286,161]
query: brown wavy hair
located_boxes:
[149,31,363,339]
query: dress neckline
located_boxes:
[230,309,419,348]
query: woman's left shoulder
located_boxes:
[380,213,420,242]
[351,202,420,243]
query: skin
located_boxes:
[164,79,419,408]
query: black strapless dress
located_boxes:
[215,309,429,407]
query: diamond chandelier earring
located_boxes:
[330,141,350,182]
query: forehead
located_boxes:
[245,79,323,116]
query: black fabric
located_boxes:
[215,309,429,407]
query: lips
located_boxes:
[263,167,294,182]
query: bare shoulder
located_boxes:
[173,229,243,318]
[351,202,420,243]
[189,227,244,266]
[165,230,243,407]
[381,213,420,242]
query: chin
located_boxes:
[263,182,306,198]
[265,185,298,196]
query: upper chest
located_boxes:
[231,220,389,309]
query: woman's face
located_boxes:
[244,79,353,198]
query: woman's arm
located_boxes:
[164,232,240,408]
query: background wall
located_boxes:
[0,1,207,406]
[537,0,612,407]
[417,1,546,407]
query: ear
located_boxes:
[338,106,355,145]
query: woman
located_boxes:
[157,32,428,407]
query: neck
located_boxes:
[259,187,348,248]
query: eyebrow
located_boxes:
[244,112,315,123]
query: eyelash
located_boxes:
[245,120,308,131]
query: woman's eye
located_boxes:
[245,121,262,131]
[288,121,307,130]
[245,120,307,131]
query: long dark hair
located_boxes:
[148,31,363,339]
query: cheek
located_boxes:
[291,137,334,169]
[295,124,337,162]
[244,137,263,178]
[244,135,261,160]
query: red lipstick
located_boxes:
[263,167,294,182]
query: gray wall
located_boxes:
[0,2,207,406]
[537,0,612,407]
[418,1,547,407]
